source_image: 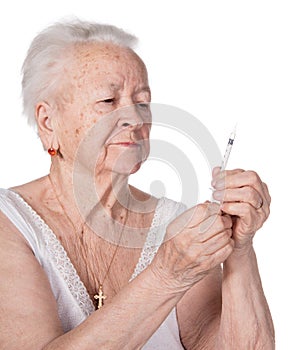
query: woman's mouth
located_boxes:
[111,142,140,147]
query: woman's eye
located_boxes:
[102,98,115,104]
[137,102,150,109]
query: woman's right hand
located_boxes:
[150,202,234,293]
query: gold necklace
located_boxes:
[48,174,128,309]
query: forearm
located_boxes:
[44,267,183,350]
[216,246,275,349]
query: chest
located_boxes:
[46,220,146,309]
[43,209,153,308]
[16,187,159,308]
[11,180,162,309]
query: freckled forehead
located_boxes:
[67,42,148,87]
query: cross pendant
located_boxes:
[94,285,107,309]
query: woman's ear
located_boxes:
[35,101,59,150]
[36,101,54,133]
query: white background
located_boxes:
[0,1,298,348]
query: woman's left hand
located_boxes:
[212,167,271,250]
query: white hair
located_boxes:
[22,19,138,128]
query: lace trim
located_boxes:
[130,198,182,281]
[7,190,95,316]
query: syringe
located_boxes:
[219,124,237,171]
[210,125,237,203]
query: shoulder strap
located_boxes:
[0,189,41,255]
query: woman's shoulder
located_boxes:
[0,176,50,239]
[0,177,53,259]
[9,176,49,202]
[0,192,33,251]
[1,176,52,219]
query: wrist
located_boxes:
[224,243,256,275]
[144,262,187,299]
[231,241,254,257]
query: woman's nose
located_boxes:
[117,105,144,129]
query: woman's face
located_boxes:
[50,42,151,176]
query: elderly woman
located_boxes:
[0,20,274,349]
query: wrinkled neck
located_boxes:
[49,160,130,224]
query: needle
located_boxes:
[220,123,237,171]
[210,124,237,203]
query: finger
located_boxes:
[253,182,270,217]
[189,214,232,241]
[212,166,221,177]
[189,238,234,274]
[262,182,271,206]
[213,171,266,210]
[167,201,222,237]
[214,170,263,191]
[187,202,222,228]
[199,238,235,269]
[199,229,233,255]
[212,167,245,179]
[211,168,245,187]
[220,201,266,229]
[213,168,244,178]
[213,186,264,210]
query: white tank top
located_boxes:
[0,188,186,349]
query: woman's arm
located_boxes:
[0,199,233,350]
[177,248,274,350]
[177,169,274,350]
[45,270,184,350]
[217,246,275,349]
[0,211,183,350]
[213,168,275,349]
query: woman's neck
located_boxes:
[48,162,131,226]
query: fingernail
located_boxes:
[213,166,221,175]
[214,179,225,189]
[213,191,222,200]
